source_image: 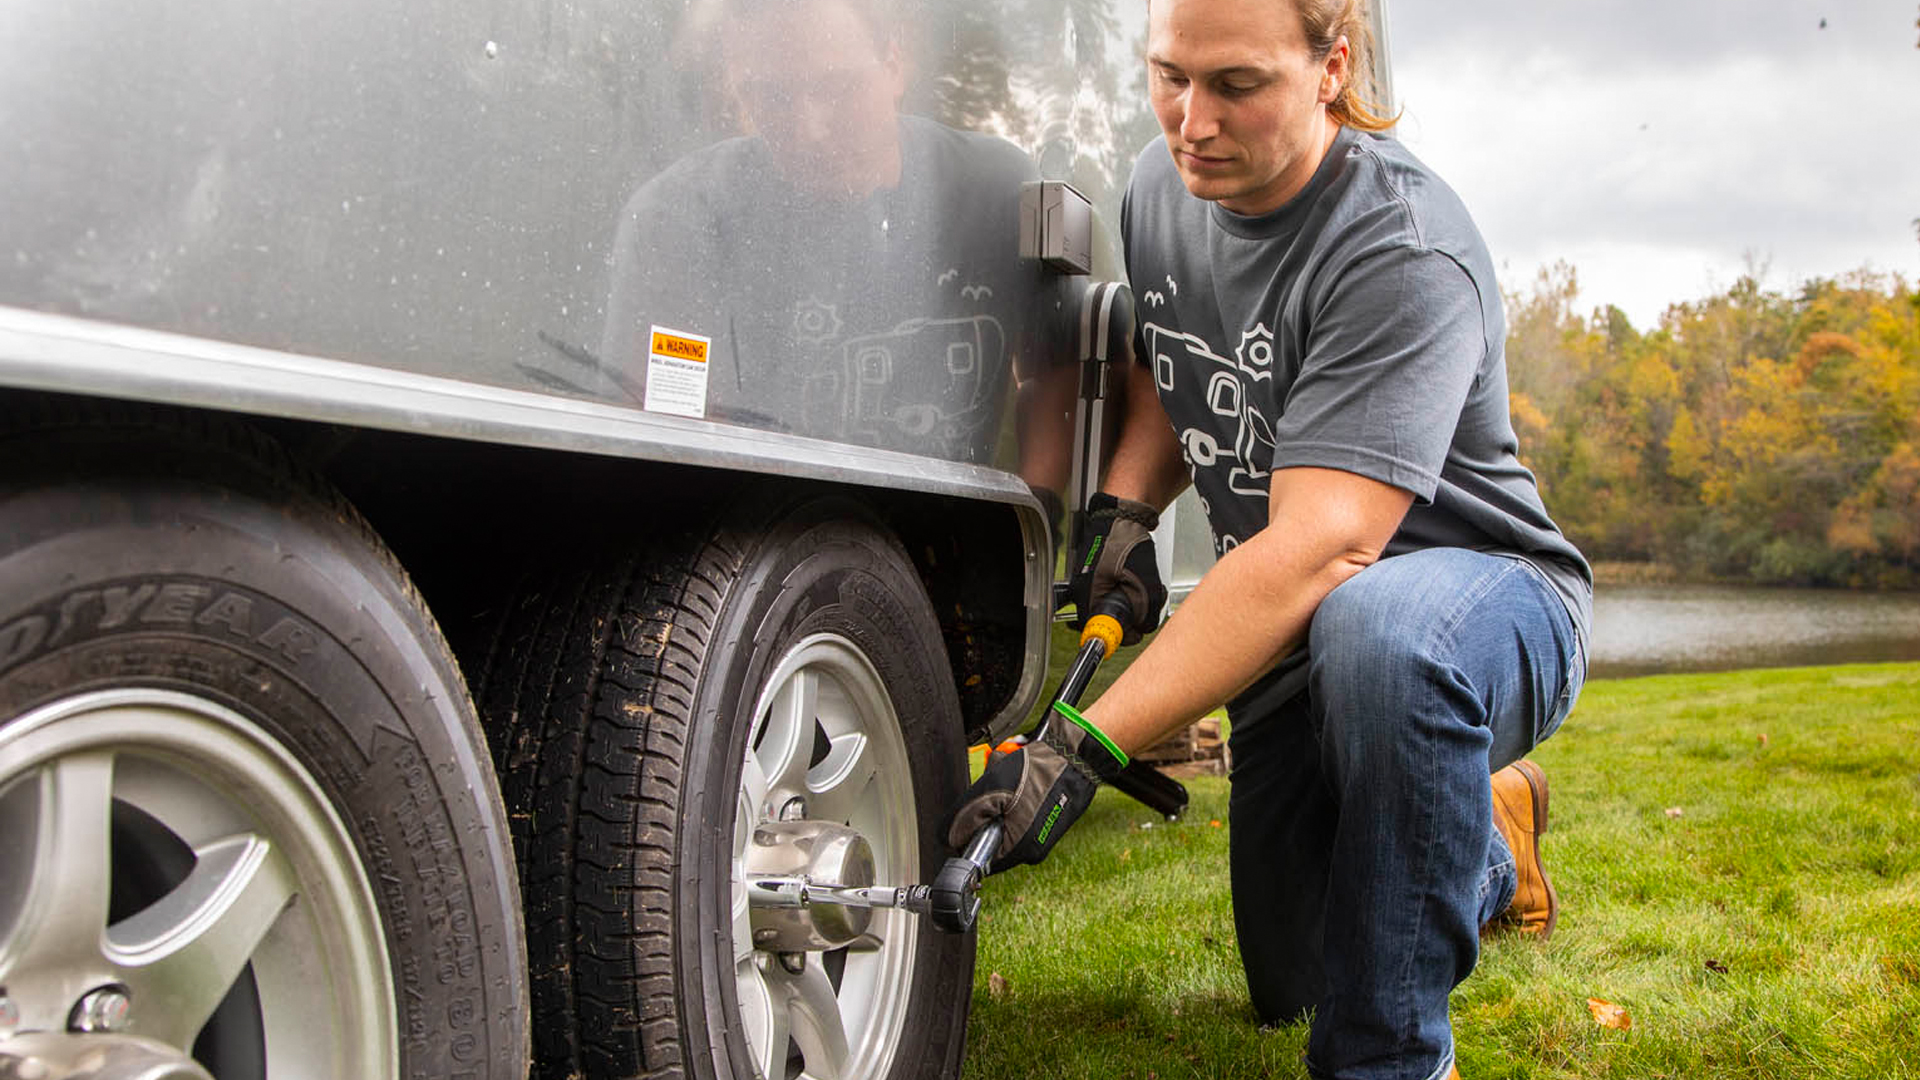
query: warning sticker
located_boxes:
[644,325,711,418]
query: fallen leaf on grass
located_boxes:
[1210,820,1222,828]
[1665,807,1685,818]
[988,971,1009,1000]
[1706,958,1729,975]
[1587,997,1633,1031]
[1121,848,1132,862]
[1757,733,1770,746]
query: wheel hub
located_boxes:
[0,690,396,1079]
[729,631,923,1080]
[742,821,876,951]
[0,1030,214,1080]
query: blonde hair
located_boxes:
[1295,0,1398,131]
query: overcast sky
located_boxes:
[1387,0,1920,329]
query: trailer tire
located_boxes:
[0,409,527,1080]
[475,492,973,1080]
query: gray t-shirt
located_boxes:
[1121,127,1592,715]
[601,117,1068,463]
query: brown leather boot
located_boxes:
[1489,759,1557,938]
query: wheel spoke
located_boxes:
[781,959,851,1080]
[737,961,790,1080]
[2,752,117,976]
[739,752,771,840]
[734,748,762,964]
[732,876,756,966]
[805,732,876,828]
[756,669,819,801]
[108,832,297,1047]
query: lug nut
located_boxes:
[778,952,806,975]
[70,985,133,1033]
[779,798,807,821]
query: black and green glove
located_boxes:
[945,701,1130,871]
[1069,492,1165,645]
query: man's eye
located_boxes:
[1157,71,1189,88]
[1220,82,1260,97]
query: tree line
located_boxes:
[1506,265,1920,588]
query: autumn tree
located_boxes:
[1506,268,1920,587]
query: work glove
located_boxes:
[946,701,1129,871]
[1069,492,1165,645]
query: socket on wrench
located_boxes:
[742,820,999,934]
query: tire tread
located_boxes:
[473,496,973,1080]
[475,520,733,1080]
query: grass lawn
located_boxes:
[961,662,1920,1079]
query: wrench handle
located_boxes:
[962,820,1003,872]
[929,593,1137,934]
[929,818,1000,933]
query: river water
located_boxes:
[1587,583,1920,678]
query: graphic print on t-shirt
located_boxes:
[799,312,1008,447]
[1145,320,1279,533]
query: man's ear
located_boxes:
[883,35,908,105]
[1320,33,1350,105]
[721,73,760,136]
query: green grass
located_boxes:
[962,663,1920,1079]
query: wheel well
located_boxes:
[280,417,1037,743]
[0,389,1035,742]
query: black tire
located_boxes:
[0,406,528,1080]
[473,491,973,1080]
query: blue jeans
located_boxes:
[1226,548,1583,1080]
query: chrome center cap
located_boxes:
[742,820,876,951]
[0,1031,214,1080]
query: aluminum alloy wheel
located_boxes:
[0,689,397,1078]
[732,634,919,1080]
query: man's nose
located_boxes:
[1179,88,1220,144]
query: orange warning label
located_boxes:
[650,330,709,363]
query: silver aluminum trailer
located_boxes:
[0,0,1389,1077]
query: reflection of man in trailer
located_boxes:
[600,0,1068,467]
[949,0,1593,1077]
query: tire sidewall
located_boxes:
[677,496,973,1080]
[0,470,526,1079]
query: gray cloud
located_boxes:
[1389,0,1902,73]
[1389,2,1919,324]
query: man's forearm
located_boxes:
[1101,359,1190,511]
[1013,360,1078,495]
[1081,467,1413,756]
[1081,528,1343,755]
